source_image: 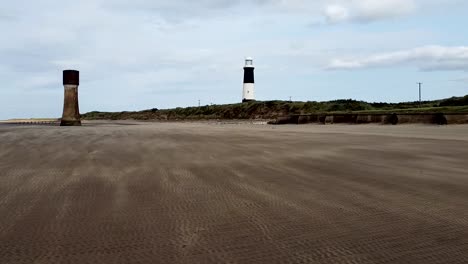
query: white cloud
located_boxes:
[354,0,416,21]
[327,46,468,71]
[324,0,417,24]
[324,5,350,23]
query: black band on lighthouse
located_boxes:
[243,67,255,83]
[63,70,79,85]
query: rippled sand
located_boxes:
[1,121,468,263]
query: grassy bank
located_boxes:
[82,95,468,121]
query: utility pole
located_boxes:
[289,96,292,102]
[417,82,422,108]
[198,99,200,107]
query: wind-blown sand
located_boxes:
[1,121,468,263]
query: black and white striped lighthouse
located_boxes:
[60,70,81,126]
[242,57,255,103]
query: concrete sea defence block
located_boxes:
[271,113,468,125]
[324,115,334,124]
[397,114,434,124]
[356,115,371,124]
[290,115,300,124]
[445,114,468,124]
[272,116,293,125]
[433,113,448,125]
[331,114,358,124]
[318,115,327,124]
[383,114,399,125]
[356,114,385,124]
[297,115,310,124]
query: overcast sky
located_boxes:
[1,0,467,119]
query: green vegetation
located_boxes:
[82,95,468,121]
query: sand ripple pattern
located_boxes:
[1,122,468,263]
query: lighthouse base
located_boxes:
[242,99,256,103]
[60,120,82,126]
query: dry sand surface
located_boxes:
[1,121,468,264]
[0,119,58,123]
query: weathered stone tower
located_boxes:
[60,70,81,126]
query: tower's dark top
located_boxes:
[63,70,79,85]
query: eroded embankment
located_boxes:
[271,113,468,125]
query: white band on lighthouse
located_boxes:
[243,83,255,101]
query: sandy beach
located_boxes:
[1,121,468,263]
